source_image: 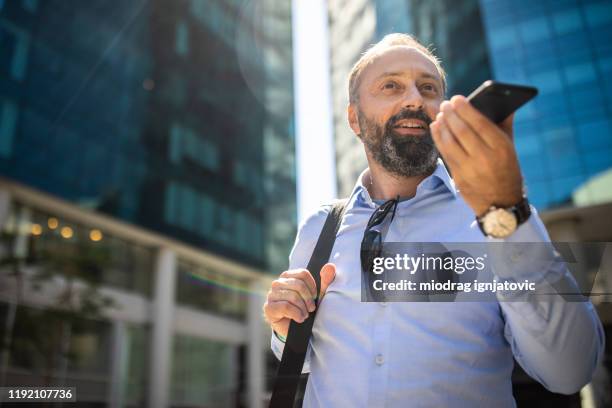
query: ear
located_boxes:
[347,104,361,137]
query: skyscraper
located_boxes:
[328,0,378,197]
[0,1,295,406]
[479,0,612,209]
[0,0,296,275]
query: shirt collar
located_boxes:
[348,158,458,207]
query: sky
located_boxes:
[292,0,337,224]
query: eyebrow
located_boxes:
[375,71,441,84]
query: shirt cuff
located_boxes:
[486,210,562,282]
[269,329,312,373]
[274,331,286,343]
[271,330,286,361]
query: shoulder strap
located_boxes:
[269,199,348,408]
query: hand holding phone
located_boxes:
[467,80,538,123]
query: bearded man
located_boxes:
[263,34,604,407]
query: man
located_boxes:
[263,34,604,407]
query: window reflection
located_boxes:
[176,260,248,321]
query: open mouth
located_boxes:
[393,119,428,130]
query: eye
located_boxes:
[420,83,438,94]
[381,81,403,93]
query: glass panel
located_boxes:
[2,202,154,296]
[0,302,111,401]
[0,0,297,272]
[552,8,583,34]
[176,259,248,321]
[124,324,149,407]
[171,335,238,407]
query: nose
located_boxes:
[401,84,424,110]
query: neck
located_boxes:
[363,155,435,201]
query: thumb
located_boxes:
[319,263,336,300]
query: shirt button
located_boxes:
[375,354,385,366]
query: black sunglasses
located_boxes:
[360,197,399,275]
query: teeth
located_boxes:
[396,121,425,129]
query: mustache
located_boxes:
[387,108,433,129]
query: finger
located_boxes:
[432,113,468,162]
[450,95,500,149]
[264,299,308,324]
[500,113,515,141]
[280,269,317,300]
[268,287,312,315]
[319,263,337,299]
[431,122,461,174]
[272,278,316,311]
[440,100,488,155]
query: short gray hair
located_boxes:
[348,33,446,105]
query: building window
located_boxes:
[1,202,154,296]
[552,9,583,35]
[0,21,29,81]
[168,123,219,171]
[175,260,248,320]
[171,334,238,407]
[21,0,38,12]
[0,99,18,157]
[564,62,597,86]
[583,1,612,28]
[175,21,189,56]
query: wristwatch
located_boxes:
[477,197,531,239]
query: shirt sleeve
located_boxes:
[269,204,331,374]
[486,206,605,394]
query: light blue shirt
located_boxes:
[271,159,604,407]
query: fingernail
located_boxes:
[309,301,316,312]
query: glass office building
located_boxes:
[328,0,377,197]
[0,0,295,407]
[480,0,612,209]
[331,0,612,211]
[376,0,491,97]
[0,0,296,274]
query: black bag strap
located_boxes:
[269,199,348,408]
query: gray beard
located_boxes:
[357,109,439,178]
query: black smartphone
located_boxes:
[467,80,538,123]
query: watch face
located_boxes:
[483,208,518,238]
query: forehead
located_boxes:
[360,46,441,85]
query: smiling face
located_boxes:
[349,46,445,178]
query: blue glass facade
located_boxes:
[480,0,612,209]
[375,0,492,97]
[0,0,297,272]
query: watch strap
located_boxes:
[511,196,531,225]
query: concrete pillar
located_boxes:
[148,248,177,408]
[247,279,266,408]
